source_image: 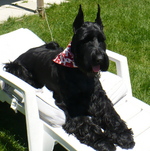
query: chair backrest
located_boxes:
[0,28,45,64]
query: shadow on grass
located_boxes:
[0,102,28,150]
[0,102,67,151]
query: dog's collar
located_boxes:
[53,43,78,68]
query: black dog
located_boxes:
[4,5,135,151]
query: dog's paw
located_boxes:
[93,140,116,151]
[115,130,135,149]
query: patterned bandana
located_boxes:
[53,43,78,68]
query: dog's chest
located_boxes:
[58,68,95,98]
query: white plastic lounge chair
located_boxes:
[0,28,150,151]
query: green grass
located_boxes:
[0,0,149,150]
[0,131,27,151]
[0,102,28,151]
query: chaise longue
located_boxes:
[0,28,150,151]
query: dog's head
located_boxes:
[71,5,109,75]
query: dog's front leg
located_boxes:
[89,85,135,149]
[63,116,116,151]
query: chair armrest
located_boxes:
[106,49,132,97]
[0,70,43,151]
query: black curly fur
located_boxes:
[4,5,135,151]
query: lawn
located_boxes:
[0,0,149,150]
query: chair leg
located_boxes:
[43,130,55,151]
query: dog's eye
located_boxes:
[80,36,94,43]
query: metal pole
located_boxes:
[37,0,45,18]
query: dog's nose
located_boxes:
[95,55,103,64]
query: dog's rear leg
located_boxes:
[63,116,116,151]
[4,62,43,88]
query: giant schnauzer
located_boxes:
[4,5,135,151]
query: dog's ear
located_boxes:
[73,5,84,33]
[95,4,104,30]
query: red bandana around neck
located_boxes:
[53,43,78,68]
